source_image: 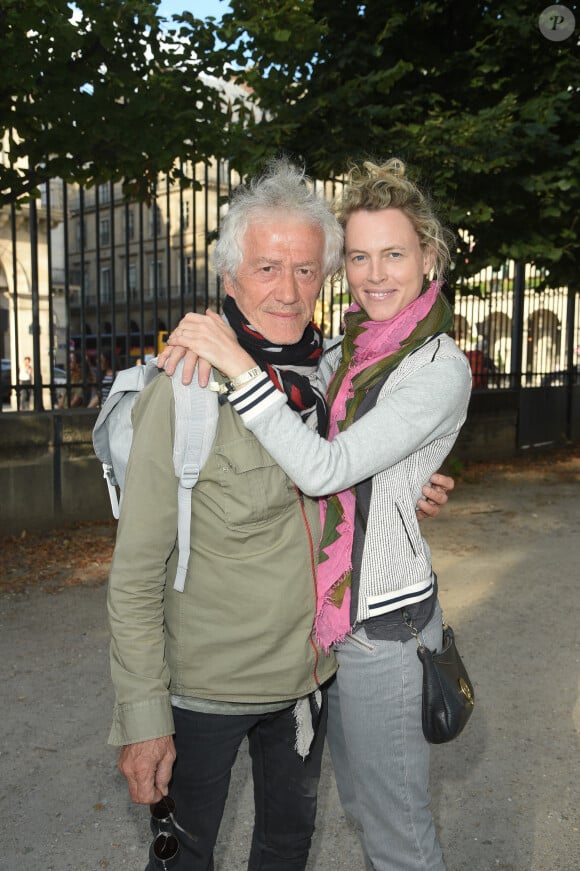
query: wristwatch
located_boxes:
[209,366,262,395]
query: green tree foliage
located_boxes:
[219,0,580,282]
[0,0,228,204]
[2,1,578,284]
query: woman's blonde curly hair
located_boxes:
[334,158,454,280]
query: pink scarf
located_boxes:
[315,280,446,650]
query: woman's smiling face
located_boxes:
[344,208,434,322]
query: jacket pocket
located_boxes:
[215,438,296,529]
[394,500,421,558]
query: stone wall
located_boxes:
[1,410,110,537]
[0,393,538,537]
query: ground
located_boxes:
[2,447,578,595]
[1,446,579,870]
[1,519,117,594]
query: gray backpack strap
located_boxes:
[171,359,219,592]
[93,361,160,518]
[93,357,216,592]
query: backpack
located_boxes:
[92,357,218,592]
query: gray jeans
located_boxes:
[327,602,446,871]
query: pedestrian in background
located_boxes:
[18,355,32,410]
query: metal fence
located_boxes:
[453,262,579,390]
[1,167,579,414]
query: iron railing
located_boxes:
[1,169,578,412]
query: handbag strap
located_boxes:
[402,609,446,652]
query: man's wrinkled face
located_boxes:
[223,215,325,345]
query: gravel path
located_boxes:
[1,452,579,870]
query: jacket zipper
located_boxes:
[295,485,322,686]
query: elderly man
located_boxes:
[108,159,450,871]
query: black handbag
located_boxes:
[405,613,475,744]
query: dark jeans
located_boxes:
[146,699,327,871]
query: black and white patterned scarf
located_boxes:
[222,295,328,435]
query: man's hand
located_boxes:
[416,472,454,521]
[118,736,176,804]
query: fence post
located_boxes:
[53,411,62,515]
[510,261,525,389]
[29,196,45,411]
[565,285,578,439]
[565,286,577,372]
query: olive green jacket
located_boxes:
[107,374,336,745]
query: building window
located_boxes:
[101,267,111,303]
[150,205,163,238]
[81,266,96,304]
[182,255,193,292]
[126,262,137,300]
[181,200,190,231]
[69,262,86,304]
[125,208,134,241]
[99,183,110,204]
[100,218,110,246]
[149,260,164,298]
[76,220,87,250]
